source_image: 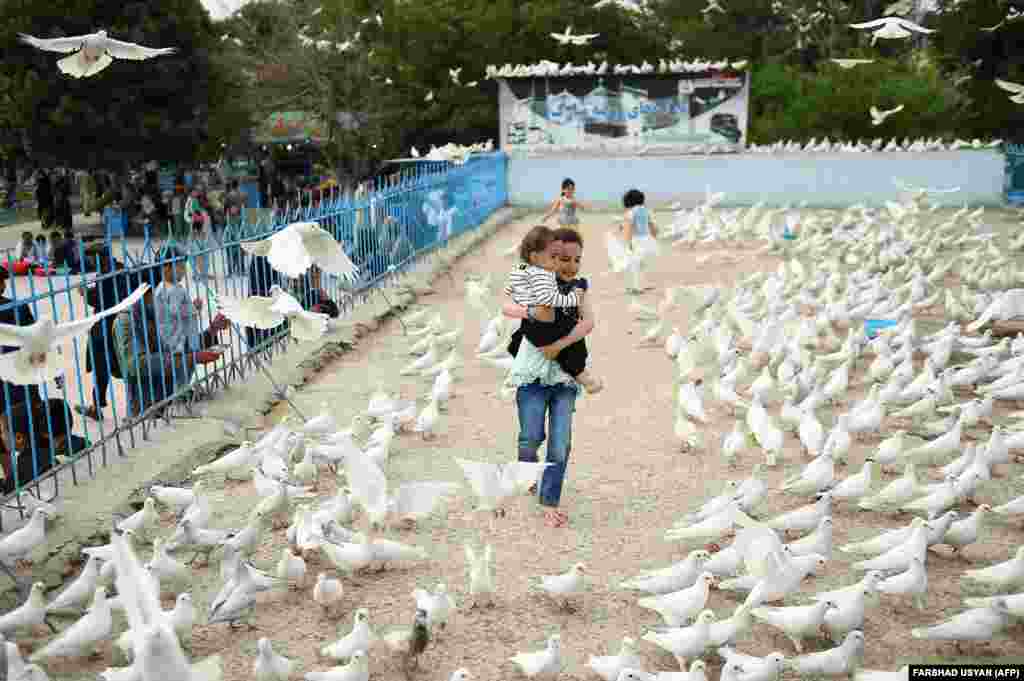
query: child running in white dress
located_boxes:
[607,188,659,293]
[504,225,603,394]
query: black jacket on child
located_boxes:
[507,276,588,378]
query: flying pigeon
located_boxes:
[240,221,359,281]
[870,105,904,126]
[0,284,148,384]
[19,30,176,78]
[215,285,329,342]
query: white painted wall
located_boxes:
[507,151,1006,208]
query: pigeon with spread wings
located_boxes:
[215,285,328,342]
[241,221,360,281]
[19,30,176,78]
[0,283,148,385]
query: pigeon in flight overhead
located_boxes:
[550,25,601,45]
[870,104,904,126]
[848,17,934,44]
[19,30,176,78]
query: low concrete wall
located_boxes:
[507,151,1005,208]
[0,205,527,602]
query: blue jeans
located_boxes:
[515,381,578,508]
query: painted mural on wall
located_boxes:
[498,73,750,155]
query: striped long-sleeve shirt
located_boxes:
[503,263,581,308]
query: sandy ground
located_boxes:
[18,208,1024,679]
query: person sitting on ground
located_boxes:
[0,398,86,494]
[48,230,82,273]
[15,231,34,261]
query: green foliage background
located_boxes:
[0,0,1022,171]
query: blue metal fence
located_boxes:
[0,152,508,514]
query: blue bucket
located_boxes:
[783,231,797,241]
[865,318,898,338]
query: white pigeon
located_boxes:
[321,608,376,661]
[46,555,103,613]
[413,583,456,634]
[587,636,642,681]
[254,637,293,681]
[876,556,928,609]
[510,634,563,678]
[455,458,551,516]
[750,599,838,652]
[0,581,48,635]
[641,609,715,671]
[537,563,586,609]
[464,543,496,608]
[241,221,360,280]
[0,284,147,384]
[550,25,600,45]
[784,630,864,676]
[870,105,904,126]
[0,508,52,571]
[306,650,370,681]
[19,31,176,78]
[31,586,112,661]
[637,572,716,626]
[910,600,1012,642]
[215,285,328,342]
[963,546,1024,591]
[831,58,875,68]
[849,16,934,43]
[313,573,344,617]
[619,550,712,595]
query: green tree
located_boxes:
[0,0,252,169]
[927,0,1024,141]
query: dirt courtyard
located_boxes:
[26,207,1024,679]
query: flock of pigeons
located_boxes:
[581,188,1024,680]
[1,183,1024,681]
[509,137,1005,158]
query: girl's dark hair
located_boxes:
[623,188,645,208]
[519,225,554,263]
[561,178,575,192]
[551,227,583,248]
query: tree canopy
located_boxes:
[1,0,1021,171]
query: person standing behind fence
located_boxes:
[52,172,73,232]
[223,180,245,275]
[75,245,138,422]
[78,169,97,217]
[34,170,52,229]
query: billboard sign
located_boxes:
[498,70,750,155]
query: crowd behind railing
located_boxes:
[0,151,508,510]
